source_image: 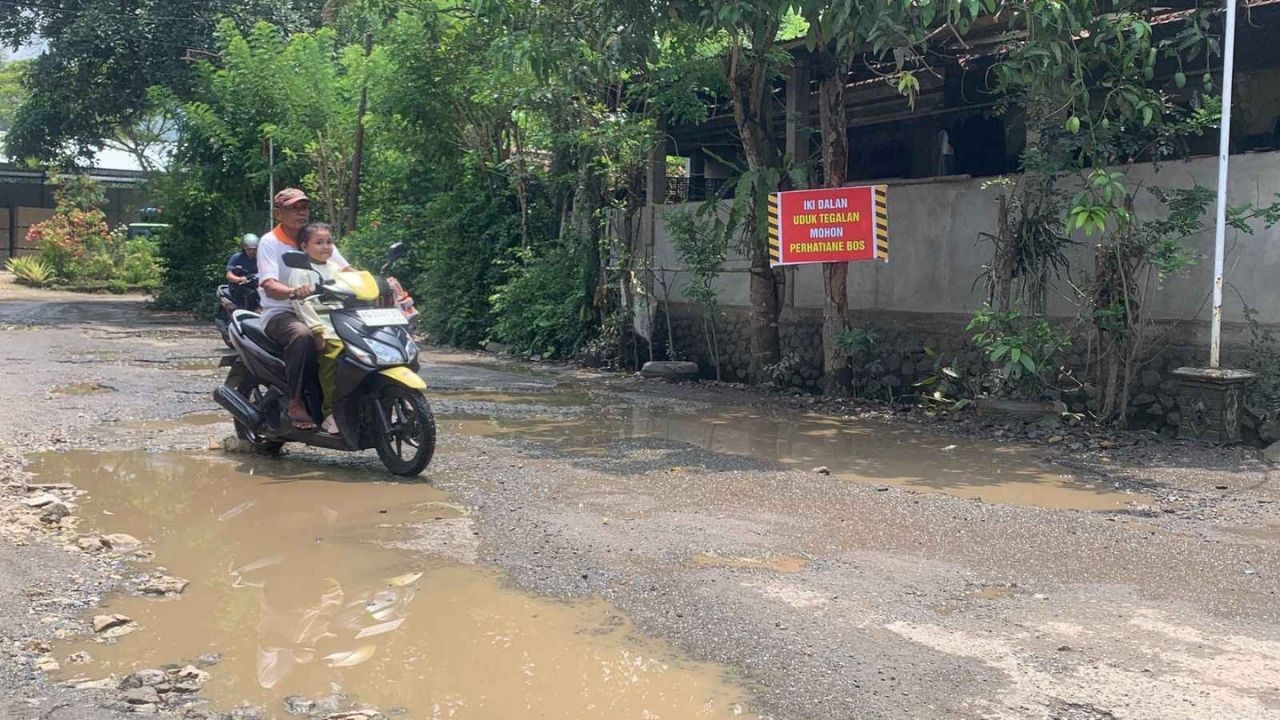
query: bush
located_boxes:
[5,256,55,287]
[22,172,165,292]
[152,177,242,313]
[489,239,584,358]
[968,306,1072,399]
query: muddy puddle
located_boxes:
[447,403,1148,511]
[34,450,752,719]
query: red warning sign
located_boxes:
[768,185,888,266]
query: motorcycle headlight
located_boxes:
[368,338,407,366]
[347,345,375,366]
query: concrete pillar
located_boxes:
[689,148,706,200]
[786,57,812,170]
[646,114,668,206]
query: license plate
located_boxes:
[356,309,409,327]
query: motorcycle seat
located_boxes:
[232,311,284,356]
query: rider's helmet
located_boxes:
[241,233,260,250]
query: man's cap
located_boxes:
[273,188,309,208]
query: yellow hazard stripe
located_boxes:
[874,185,888,260]
[768,193,782,265]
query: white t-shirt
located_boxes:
[257,226,349,324]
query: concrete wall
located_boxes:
[635,151,1280,433]
[648,151,1280,348]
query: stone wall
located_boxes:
[659,301,1228,436]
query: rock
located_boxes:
[65,650,93,665]
[230,707,265,720]
[1167,411,1182,425]
[35,655,60,672]
[324,712,384,720]
[812,466,831,475]
[1047,435,1066,444]
[120,669,168,689]
[172,665,210,690]
[134,550,157,561]
[21,493,62,508]
[72,677,117,690]
[194,653,222,668]
[102,534,142,552]
[1261,420,1280,444]
[140,575,190,596]
[283,696,317,715]
[221,437,256,454]
[1265,441,1280,464]
[92,614,134,634]
[130,704,159,715]
[639,361,699,381]
[1141,369,1162,388]
[77,536,107,552]
[40,501,71,523]
[1159,394,1176,408]
[1132,393,1157,406]
[483,341,509,354]
[123,687,162,705]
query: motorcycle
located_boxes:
[215,274,258,348]
[214,244,436,476]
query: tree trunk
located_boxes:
[817,50,851,396]
[572,146,605,336]
[345,32,373,236]
[728,35,782,383]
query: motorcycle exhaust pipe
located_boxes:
[213,384,263,431]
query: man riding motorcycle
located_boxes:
[226,234,261,311]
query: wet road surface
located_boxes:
[2,281,1279,720]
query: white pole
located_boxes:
[268,137,275,228]
[1210,0,1238,369]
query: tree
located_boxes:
[0,57,29,134]
[673,0,795,384]
[0,0,328,163]
[797,0,990,395]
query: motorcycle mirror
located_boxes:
[385,242,407,264]
[281,252,313,270]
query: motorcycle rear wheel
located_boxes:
[374,384,436,476]
[234,378,285,455]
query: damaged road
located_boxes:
[1,279,1278,720]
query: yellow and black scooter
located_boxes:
[214,244,435,476]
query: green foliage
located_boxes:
[836,325,880,397]
[968,306,1072,398]
[490,240,584,358]
[668,208,726,310]
[21,173,164,292]
[668,207,727,377]
[5,256,55,287]
[0,57,28,133]
[1,0,328,162]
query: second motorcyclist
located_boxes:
[226,233,260,311]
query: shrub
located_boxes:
[967,306,1072,399]
[21,172,164,292]
[5,256,55,287]
[489,240,583,358]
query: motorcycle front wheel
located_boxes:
[374,383,436,476]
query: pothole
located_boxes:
[32,450,755,718]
